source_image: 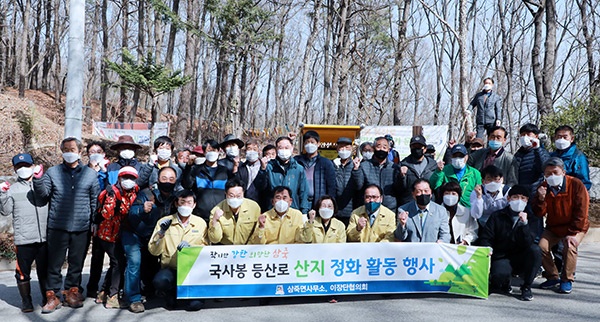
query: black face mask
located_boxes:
[410,148,424,159]
[157,182,176,193]
[416,194,431,206]
[374,149,388,160]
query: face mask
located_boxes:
[451,157,466,170]
[277,149,292,161]
[89,153,105,164]
[319,208,334,220]
[205,151,219,163]
[416,194,431,206]
[16,167,33,179]
[410,148,424,159]
[246,151,259,163]
[156,148,172,161]
[364,201,381,214]
[120,179,137,190]
[304,143,318,154]
[274,199,289,213]
[443,194,459,207]
[226,146,239,157]
[338,149,352,160]
[488,140,503,150]
[63,152,80,164]
[482,84,493,91]
[374,149,388,160]
[484,181,502,193]
[178,206,193,217]
[519,136,532,148]
[555,138,570,151]
[545,174,564,187]
[195,157,206,165]
[226,197,244,209]
[157,182,175,193]
[178,162,187,169]
[509,199,527,213]
[120,149,135,160]
[362,151,374,160]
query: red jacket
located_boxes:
[532,175,589,237]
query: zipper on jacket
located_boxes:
[30,181,43,243]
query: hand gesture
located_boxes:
[260,157,270,170]
[149,154,158,166]
[308,209,316,223]
[33,165,44,179]
[565,235,579,248]
[159,218,172,236]
[474,185,482,199]
[537,185,547,202]
[258,213,266,228]
[495,119,501,126]
[448,139,457,149]
[466,132,476,143]
[353,157,361,170]
[143,201,154,213]
[213,208,224,224]
[0,181,10,192]
[188,154,197,165]
[177,240,191,251]
[400,166,408,176]
[357,216,367,231]
[436,160,445,171]
[518,211,528,223]
[288,132,297,142]
[397,210,408,227]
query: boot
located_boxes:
[17,281,33,313]
[41,290,61,314]
[63,287,84,308]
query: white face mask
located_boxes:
[451,157,466,170]
[484,181,502,193]
[226,197,244,209]
[178,206,193,217]
[120,179,137,190]
[362,151,374,160]
[16,167,34,179]
[156,148,172,161]
[274,199,289,213]
[338,149,352,160]
[304,143,318,154]
[89,153,105,164]
[509,199,527,213]
[277,149,292,161]
[443,194,459,207]
[120,149,135,160]
[226,146,239,157]
[319,207,334,220]
[554,138,570,150]
[63,152,80,164]
[482,84,493,91]
[245,151,259,163]
[205,151,219,163]
[545,174,564,187]
[195,157,206,165]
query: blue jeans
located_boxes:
[121,230,160,303]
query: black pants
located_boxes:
[99,239,125,297]
[86,235,106,296]
[46,229,88,292]
[490,244,542,289]
[15,242,48,292]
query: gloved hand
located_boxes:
[159,218,172,235]
[33,165,44,179]
[177,240,190,251]
[0,181,10,192]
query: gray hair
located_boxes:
[60,137,83,152]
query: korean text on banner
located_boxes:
[92,122,170,145]
[177,243,490,299]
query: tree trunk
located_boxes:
[119,0,129,121]
[393,0,411,125]
[29,0,42,89]
[100,0,108,121]
[458,0,472,135]
[297,0,322,126]
[18,0,31,98]
[52,0,60,104]
[541,0,556,118]
[323,0,333,123]
[41,0,54,91]
[0,3,6,91]
[576,0,596,97]
[164,0,180,69]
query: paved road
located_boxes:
[0,243,598,322]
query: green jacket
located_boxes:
[430,165,482,207]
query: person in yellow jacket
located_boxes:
[249,186,305,244]
[347,184,398,242]
[299,195,347,243]
[148,190,207,311]
[209,179,262,245]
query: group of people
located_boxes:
[0,121,591,314]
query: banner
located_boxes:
[360,125,448,161]
[92,122,170,145]
[177,243,490,299]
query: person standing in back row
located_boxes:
[471,77,502,138]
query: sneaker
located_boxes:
[41,291,62,314]
[558,281,572,294]
[540,279,560,289]
[63,287,84,308]
[129,301,145,313]
[520,287,533,301]
[501,284,513,295]
[105,294,121,309]
[95,290,106,304]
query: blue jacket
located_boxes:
[294,154,337,209]
[182,163,230,221]
[107,158,143,186]
[127,188,178,240]
[551,144,592,190]
[255,157,310,214]
[512,146,550,196]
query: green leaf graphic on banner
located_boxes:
[177,247,203,285]
[425,246,490,298]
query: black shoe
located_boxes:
[520,287,533,301]
[186,300,204,311]
[501,284,513,295]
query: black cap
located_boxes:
[508,185,530,198]
[410,135,427,146]
[337,137,352,145]
[451,144,468,156]
[220,134,244,149]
